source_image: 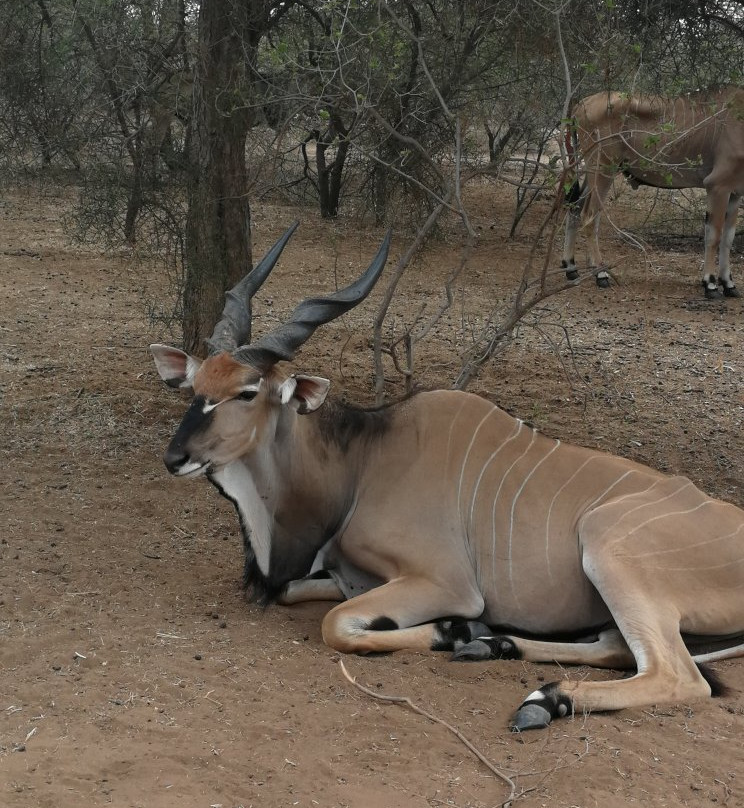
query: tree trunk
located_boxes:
[182,0,269,356]
[316,113,350,218]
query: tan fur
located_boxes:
[313,392,744,717]
[563,87,744,293]
[154,347,744,727]
[153,219,744,727]
[193,352,262,401]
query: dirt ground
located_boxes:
[2,180,743,808]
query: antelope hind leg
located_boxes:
[507,597,715,731]
[509,479,744,730]
[511,624,713,732]
[584,171,614,288]
[718,192,741,297]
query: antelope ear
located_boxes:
[150,344,202,389]
[278,374,331,414]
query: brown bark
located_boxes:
[182,0,273,356]
[316,112,350,218]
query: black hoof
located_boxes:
[510,682,572,732]
[452,635,520,661]
[512,703,553,731]
[452,639,494,661]
[465,620,492,639]
[565,269,579,282]
[723,285,740,298]
[433,618,491,652]
[596,275,611,289]
[702,279,723,299]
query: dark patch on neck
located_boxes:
[207,472,279,604]
[315,398,398,453]
[207,471,328,606]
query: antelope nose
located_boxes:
[163,445,188,474]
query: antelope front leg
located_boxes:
[453,627,635,669]
[321,576,485,654]
[561,183,582,281]
[278,572,346,605]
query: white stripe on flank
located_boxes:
[490,426,535,580]
[625,520,744,560]
[624,499,713,538]
[543,455,601,580]
[468,418,523,531]
[598,479,694,546]
[584,469,648,513]
[446,398,470,470]
[457,405,499,521]
[507,440,560,597]
[640,554,744,572]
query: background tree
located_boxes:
[1,0,743,380]
[74,0,191,243]
[0,0,91,172]
[183,0,282,354]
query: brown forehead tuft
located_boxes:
[193,352,262,400]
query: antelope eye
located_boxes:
[236,390,258,402]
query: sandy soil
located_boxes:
[2,181,743,808]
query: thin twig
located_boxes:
[338,658,518,806]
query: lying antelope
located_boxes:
[562,87,744,299]
[151,225,744,730]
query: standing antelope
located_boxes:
[151,225,744,730]
[562,87,744,299]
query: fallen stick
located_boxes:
[338,658,518,807]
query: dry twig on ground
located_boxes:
[338,657,522,806]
